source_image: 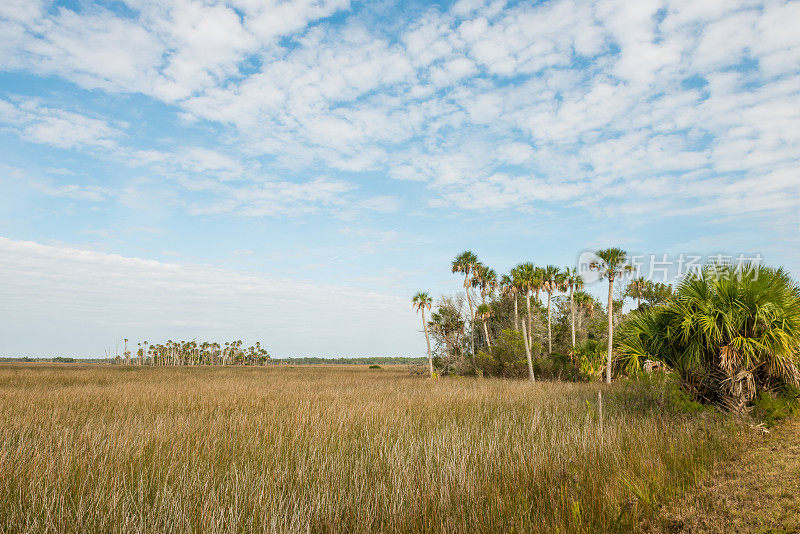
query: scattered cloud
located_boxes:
[0,97,123,150]
[3,0,799,219]
[31,181,110,202]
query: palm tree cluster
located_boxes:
[624,277,673,310]
[415,249,635,382]
[116,340,271,366]
[618,263,800,410]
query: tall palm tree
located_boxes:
[501,272,520,331]
[452,251,480,368]
[590,248,633,383]
[563,267,584,348]
[476,266,498,304]
[476,303,493,348]
[515,262,537,350]
[514,262,539,382]
[412,292,435,378]
[541,265,563,355]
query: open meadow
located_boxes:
[0,363,736,533]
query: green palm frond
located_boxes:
[617,262,800,408]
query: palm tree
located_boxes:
[429,304,464,373]
[412,292,435,378]
[474,265,497,304]
[541,265,563,355]
[476,303,493,348]
[626,276,648,309]
[500,274,517,331]
[515,262,537,350]
[618,263,800,410]
[563,267,584,348]
[452,251,480,368]
[514,262,539,382]
[590,248,633,383]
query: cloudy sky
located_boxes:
[1,0,799,358]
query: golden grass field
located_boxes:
[0,364,734,533]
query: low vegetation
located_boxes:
[0,364,735,533]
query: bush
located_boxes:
[573,340,605,382]
[475,329,529,379]
[618,263,800,410]
[533,352,573,381]
[368,365,382,370]
[753,389,799,426]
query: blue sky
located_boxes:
[1,0,799,358]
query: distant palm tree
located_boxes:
[626,276,648,309]
[501,272,520,331]
[476,303,493,348]
[474,265,497,304]
[412,292,435,378]
[541,265,563,355]
[452,251,480,368]
[563,267,584,348]
[590,248,633,383]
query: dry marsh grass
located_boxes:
[0,364,733,532]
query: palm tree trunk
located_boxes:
[570,286,576,347]
[422,309,433,378]
[606,275,615,384]
[513,296,519,331]
[482,319,491,348]
[464,276,476,369]
[522,320,535,382]
[526,293,533,350]
[546,291,552,355]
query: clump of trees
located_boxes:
[413,250,800,415]
[414,249,620,382]
[115,340,270,366]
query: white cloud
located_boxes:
[188,177,353,217]
[0,0,352,101]
[0,98,123,149]
[31,182,110,202]
[2,0,799,220]
[0,236,416,357]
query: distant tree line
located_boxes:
[272,357,428,365]
[115,339,270,366]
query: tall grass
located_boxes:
[0,364,733,532]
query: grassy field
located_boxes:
[664,417,800,532]
[0,364,735,533]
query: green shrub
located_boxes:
[532,351,573,381]
[618,263,800,410]
[614,373,710,416]
[475,329,529,379]
[753,390,799,426]
[368,365,382,370]
[573,340,605,382]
